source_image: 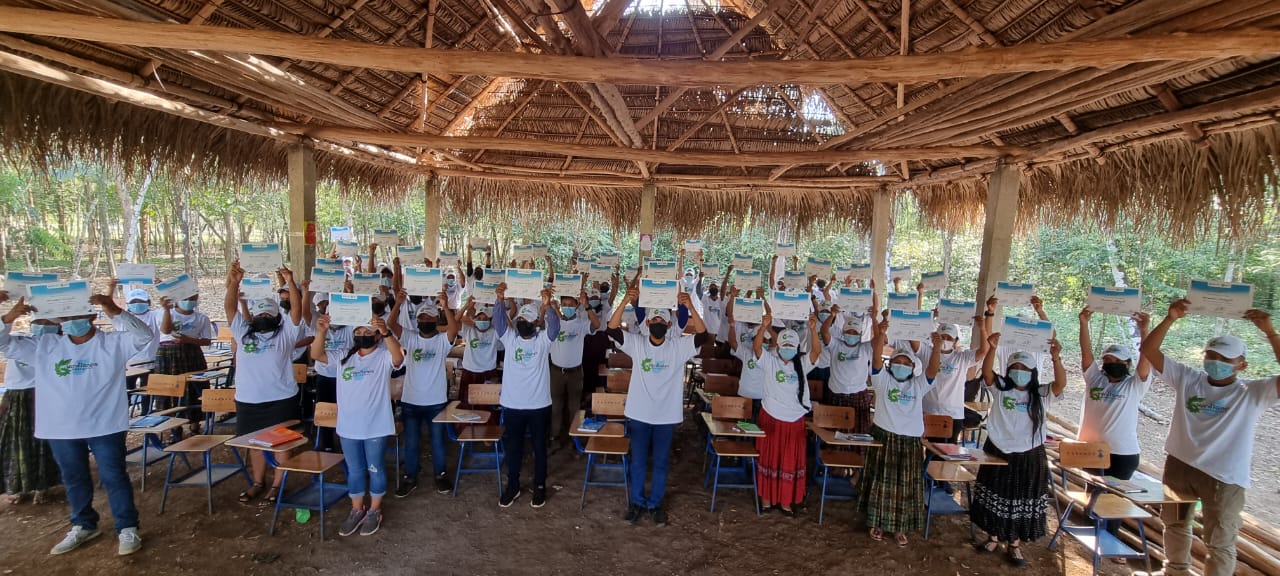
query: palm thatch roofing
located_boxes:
[0,0,1278,237]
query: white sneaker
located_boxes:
[117,527,142,556]
[50,526,101,555]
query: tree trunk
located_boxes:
[176,185,194,276]
[1104,239,1141,350]
[117,160,156,264]
[940,230,953,300]
[138,213,149,261]
[222,210,236,264]
[71,178,98,279]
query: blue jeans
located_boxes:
[339,436,389,498]
[400,402,448,478]
[628,420,675,509]
[48,432,138,533]
[502,407,550,489]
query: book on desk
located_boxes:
[451,411,483,423]
[130,415,170,429]
[245,426,304,448]
[733,421,764,435]
[577,416,607,433]
[932,443,977,461]
[834,431,874,443]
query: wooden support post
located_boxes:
[869,190,892,296]
[287,141,316,281]
[971,162,1020,347]
[639,182,656,260]
[424,174,442,259]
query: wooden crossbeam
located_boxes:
[665,88,748,151]
[1152,83,1210,147]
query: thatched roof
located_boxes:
[0,0,1278,237]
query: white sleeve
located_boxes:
[113,311,156,354]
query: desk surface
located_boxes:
[1087,471,1196,506]
[924,441,1008,466]
[807,423,882,447]
[431,400,493,424]
[128,416,189,434]
[569,410,626,438]
[700,412,766,439]
[226,422,309,453]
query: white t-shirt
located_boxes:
[870,368,934,437]
[460,325,499,372]
[498,329,554,409]
[615,332,697,425]
[398,330,454,407]
[161,309,215,345]
[826,338,874,395]
[292,320,315,362]
[920,346,979,419]
[0,316,152,439]
[757,351,814,423]
[312,325,353,379]
[2,341,36,390]
[984,381,1059,454]
[444,283,463,310]
[700,295,724,339]
[113,308,163,364]
[1158,358,1278,488]
[550,314,591,368]
[231,313,305,404]
[732,326,766,400]
[1077,364,1152,455]
[335,346,399,440]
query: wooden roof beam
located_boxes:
[1054,113,1107,163]
[849,0,899,50]
[665,88,749,152]
[1152,83,1210,148]
[938,0,1001,47]
[136,0,226,83]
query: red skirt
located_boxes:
[756,409,807,507]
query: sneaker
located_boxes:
[50,526,101,555]
[338,508,367,537]
[530,486,546,508]
[499,485,521,508]
[394,476,418,498]
[358,509,382,536]
[434,472,452,494]
[624,503,645,524]
[117,528,142,556]
[650,507,668,526]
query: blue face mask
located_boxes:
[474,320,491,331]
[842,334,860,346]
[1204,359,1236,380]
[447,278,458,288]
[381,277,393,288]
[817,312,831,323]
[889,364,914,381]
[588,299,601,308]
[61,318,92,338]
[1008,369,1033,387]
[624,306,634,313]
[177,299,197,312]
[31,323,59,336]
[560,306,577,319]
[126,303,149,315]
[778,347,798,361]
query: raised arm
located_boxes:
[160,298,176,334]
[493,283,510,337]
[541,288,561,342]
[973,313,992,362]
[1140,299,1186,374]
[982,332,1001,385]
[0,295,37,357]
[1133,312,1152,381]
[819,303,838,344]
[807,313,821,364]
[93,292,152,351]
[679,291,706,334]
[310,314,331,365]
[1031,294,1049,322]
[752,313,771,360]
[1049,337,1067,396]
[281,268,303,326]
[871,313,888,368]
[224,261,244,324]
[442,290,461,342]
[925,331,943,380]
[387,288,407,339]
[1078,307,1095,371]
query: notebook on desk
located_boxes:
[245,426,303,448]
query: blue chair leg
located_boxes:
[318,472,327,542]
[1138,520,1152,573]
[580,453,593,511]
[493,442,504,499]
[750,458,760,516]
[1091,517,1101,576]
[232,448,252,486]
[819,466,829,525]
[924,477,934,539]
[622,455,630,508]
[1048,501,1075,550]
[709,454,720,512]
[205,452,214,515]
[159,453,177,514]
[452,443,465,496]
[269,470,289,536]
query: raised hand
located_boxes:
[987,331,1001,348]
[1079,307,1093,323]
[1,297,33,324]
[1132,311,1151,331]
[986,295,999,313]
[1050,337,1063,358]
[495,282,508,301]
[370,315,388,334]
[316,314,331,333]
[1245,309,1275,335]
[1166,298,1190,321]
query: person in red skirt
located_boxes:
[751,313,820,515]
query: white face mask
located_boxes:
[941,340,955,353]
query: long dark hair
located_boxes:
[789,352,810,410]
[997,368,1046,434]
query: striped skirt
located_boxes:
[855,425,925,532]
[153,342,207,375]
[0,389,61,495]
[756,409,807,508]
[971,440,1050,543]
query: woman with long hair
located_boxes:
[752,316,821,515]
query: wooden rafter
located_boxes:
[664,88,749,151]
[470,79,546,162]
[1152,83,1210,147]
[720,110,750,176]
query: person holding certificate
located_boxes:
[223,261,306,505]
[0,288,155,557]
[0,316,62,506]
[492,283,560,509]
[1136,300,1280,576]
[920,318,992,445]
[820,304,876,435]
[753,315,821,516]
[548,284,599,451]
[388,290,460,498]
[972,334,1066,567]
[157,292,215,429]
[724,287,772,417]
[1077,307,1152,483]
[110,286,163,393]
[455,298,500,407]
[306,291,351,452]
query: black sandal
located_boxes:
[239,482,265,503]
[974,538,999,554]
[1007,544,1027,567]
[262,486,281,505]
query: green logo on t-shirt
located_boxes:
[469,337,479,349]
[887,388,901,403]
[557,332,567,343]
[641,358,653,372]
[747,359,757,370]
[243,341,259,354]
[1187,395,1205,413]
[1002,396,1017,410]
[342,366,354,381]
[1089,386,1104,401]
[775,370,786,383]
[412,349,424,362]
[54,358,71,377]
[515,348,527,362]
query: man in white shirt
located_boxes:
[493,284,559,509]
[0,289,154,557]
[1137,299,1280,576]
[548,288,599,449]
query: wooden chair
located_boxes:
[292,363,309,385]
[453,384,505,497]
[605,370,631,394]
[579,392,631,510]
[810,403,862,524]
[135,372,190,414]
[807,379,825,403]
[607,352,632,369]
[701,373,739,397]
[158,432,249,515]
[270,402,347,540]
[1048,441,1153,574]
[924,460,977,539]
[705,395,760,514]
[923,414,954,440]
[214,324,234,349]
[200,388,238,434]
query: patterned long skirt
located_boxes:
[971,440,1050,543]
[0,389,61,495]
[153,342,207,375]
[855,425,925,532]
[756,409,806,508]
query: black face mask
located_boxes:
[649,323,669,340]
[353,335,377,349]
[409,295,424,305]
[417,321,437,334]
[473,270,484,281]
[516,321,536,338]
[279,301,291,313]
[250,316,281,331]
[708,288,719,298]
[1102,362,1130,379]
[371,302,387,316]
[599,284,610,294]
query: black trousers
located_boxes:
[502,406,550,489]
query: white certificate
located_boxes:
[596,252,620,266]
[240,243,282,274]
[437,251,460,269]
[889,265,912,283]
[936,298,976,326]
[920,271,948,291]
[588,264,613,278]
[155,274,198,302]
[512,245,534,262]
[315,257,345,271]
[483,269,506,285]
[115,263,156,286]
[397,246,424,261]
[1087,286,1142,316]
[372,228,399,248]
[470,281,499,305]
[732,253,754,271]
[1186,280,1254,319]
[328,293,372,327]
[1000,316,1054,354]
[402,267,442,296]
[775,242,796,258]
[640,279,679,309]
[781,271,807,291]
[683,239,703,253]
[28,281,93,320]
[733,270,762,292]
[335,240,360,259]
[804,258,832,279]
[837,288,873,311]
[554,273,583,301]
[5,272,60,297]
[847,263,873,281]
[700,263,720,278]
[471,238,490,251]
[350,273,382,296]
[530,243,549,260]
[574,258,597,273]
[310,268,346,294]
[887,292,919,312]
[733,298,764,324]
[329,226,354,242]
[888,309,935,342]
[239,278,274,301]
[645,261,678,281]
[995,282,1035,308]
[505,269,544,300]
[770,290,812,321]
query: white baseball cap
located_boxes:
[517,304,540,322]
[1007,351,1037,371]
[126,288,150,303]
[250,299,280,317]
[937,323,960,340]
[777,329,801,349]
[649,309,673,323]
[1100,343,1133,362]
[1205,334,1246,360]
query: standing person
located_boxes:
[307,292,351,452]
[549,286,598,449]
[456,298,500,405]
[972,334,1066,567]
[389,290,459,497]
[1135,301,1280,576]
[311,313,403,537]
[492,283,559,509]
[607,284,708,525]
[0,317,61,504]
[820,306,875,433]
[752,317,821,515]
[724,287,770,417]
[921,321,990,443]
[157,292,215,429]
[0,290,154,556]
[856,322,940,546]
[115,287,163,392]
[224,262,306,504]
[1077,307,1152,480]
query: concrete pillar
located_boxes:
[869,190,892,295]
[972,161,1021,347]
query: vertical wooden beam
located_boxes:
[971,162,1020,347]
[424,174,442,259]
[639,182,656,259]
[287,141,316,281]
[869,189,892,297]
